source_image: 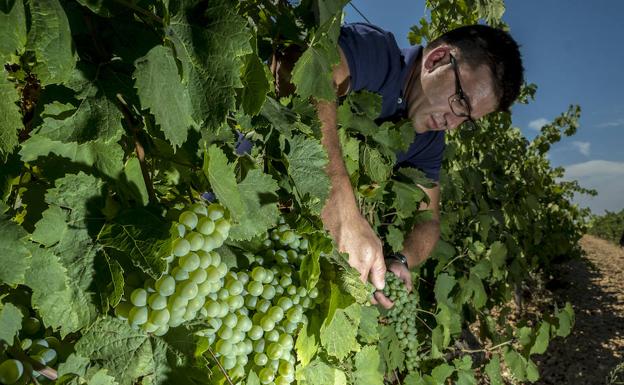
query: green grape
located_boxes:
[245,295,258,309]
[283,321,298,334]
[185,232,204,252]
[197,250,212,269]
[155,275,176,297]
[209,251,221,266]
[286,285,297,296]
[205,266,221,283]
[247,281,264,297]
[179,252,200,272]
[286,307,302,323]
[218,325,233,342]
[150,309,171,326]
[279,276,292,288]
[275,375,292,385]
[21,338,32,350]
[148,293,167,310]
[183,307,198,321]
[128,306,148,325]
[258,367,275,384]
[189,203,208,216]
[247,325,263,341]
[254,352,268,366]
[206,204,224,220]
[278,360,294,377]
[196,217,215,236]
[188,268,207,285]
[299,238,309,250]
[266,343,282,360]
[261,285,276,300]
[187,296,205,313]
[201,235,220,251]
[263,269,275,284]
[214,218,231,236]
[22,316,41,335]
[154,324,169,337]
[253,338,265,353]
[265,330,279,342]
[40,348,57,365]
[216,339,233,355]
[171,266,190,281]
[230,364,246,379]
[216,262,228,279]
[236,316,253,332]
[177,281,198,300]
[204,300,221,318]
[226,280,244,296]
[217,288,229,301]
[256,299,271,314]
[221,355,237,370]
[251,266,266,282]
[260,317,275,332]
[223,313,238,329]
[278,334,294,350]
[0,359,23,384]
[114,301,133,320]
[130,288,148,307]
[168,293,188,310]
[141,322,159,333]
[279,230,296,244]
[277,297,293,311]
[172,238,191,257]
[227,295,244,310]
[308,287,319,299]
[268,306,284,322]
[179,211,198,229]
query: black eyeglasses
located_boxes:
[449,54,478,131]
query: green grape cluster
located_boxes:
[260,220,309,266]
[383,273,421,372]
[114,203,231,336]
[199,228,320,385]
[0,309,64,385]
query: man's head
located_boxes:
[407,24,524,133]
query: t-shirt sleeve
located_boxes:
[338,23,402,93]
[396,131,445,182]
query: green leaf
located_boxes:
[228,169,279,241]
[31,205,67,247]
[555,302,574,337]
[246,371,260,385]
[0,216,30,286]
[431,363,454,383]
[0,302,22,344]
[167,0,251,131]
[487,241,507,280]
[56,353,90,377]
[385,225,404,253]
[0,0,27,60]
[353,346,383,385]
[504,348,527,381]
[296,359,346,385]
[285,135,330,215]
[134,45,196,149]
[434,273,456,307]
[362,145,392,182]
[379,325,404,373]
[26,0,76,85]
[75,317,161,385]
[392,181,426,219]
[464,273,487,309]
[240,52,270,116]
[357,305,380,344]
[98,208,171,279]
[291,42,339,101]
[526,358,540,382]
[0,69,22,161]
[320,302,361,360]
[530,321,550,355]
[89,369,120,385]
[295,315,319,367]
[484,355,504,385]
[123,157,149,206]
[203,145,245,220]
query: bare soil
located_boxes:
[533,235,624,385]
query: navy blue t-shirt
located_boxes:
[338,23,445,181]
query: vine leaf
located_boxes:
[134,45,196,150]
[295,359,346,385]
[0,303,23,344]
[285,135,330,215]
[0,0,27,61]
[167,0,251,132]
[320,302,361,360]
[353,346,383,385]
[0,70,22,161]
[203,145,245,220]
[0,215,31,286]
[26,0,76,85]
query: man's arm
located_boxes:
[401,184,441,268]
[316,48,387,290]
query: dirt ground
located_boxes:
[532,235,624,385]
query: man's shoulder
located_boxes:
[340,22,401,53]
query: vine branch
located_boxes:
[205,345,234,385]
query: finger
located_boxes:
[403,273,414,293]
[369,253,387,291]
[373,291,394,309]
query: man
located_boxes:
[315,23,524,307]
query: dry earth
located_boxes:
[533,235,624,385]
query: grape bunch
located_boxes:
[382,272,421,372]
[0,309,65,385]
[259,220,309,266]
[114,203,231,336]
[199,228,320,384]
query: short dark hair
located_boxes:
[427,24,524,112]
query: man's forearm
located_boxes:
[401,218,440,268]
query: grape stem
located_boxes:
[460,339,513,354]
[205,345,235,385]
[8,346,58,381]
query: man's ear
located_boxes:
[423,46,451,72]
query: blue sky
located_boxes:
[344,0,624,214]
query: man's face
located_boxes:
[407,47,499,134]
